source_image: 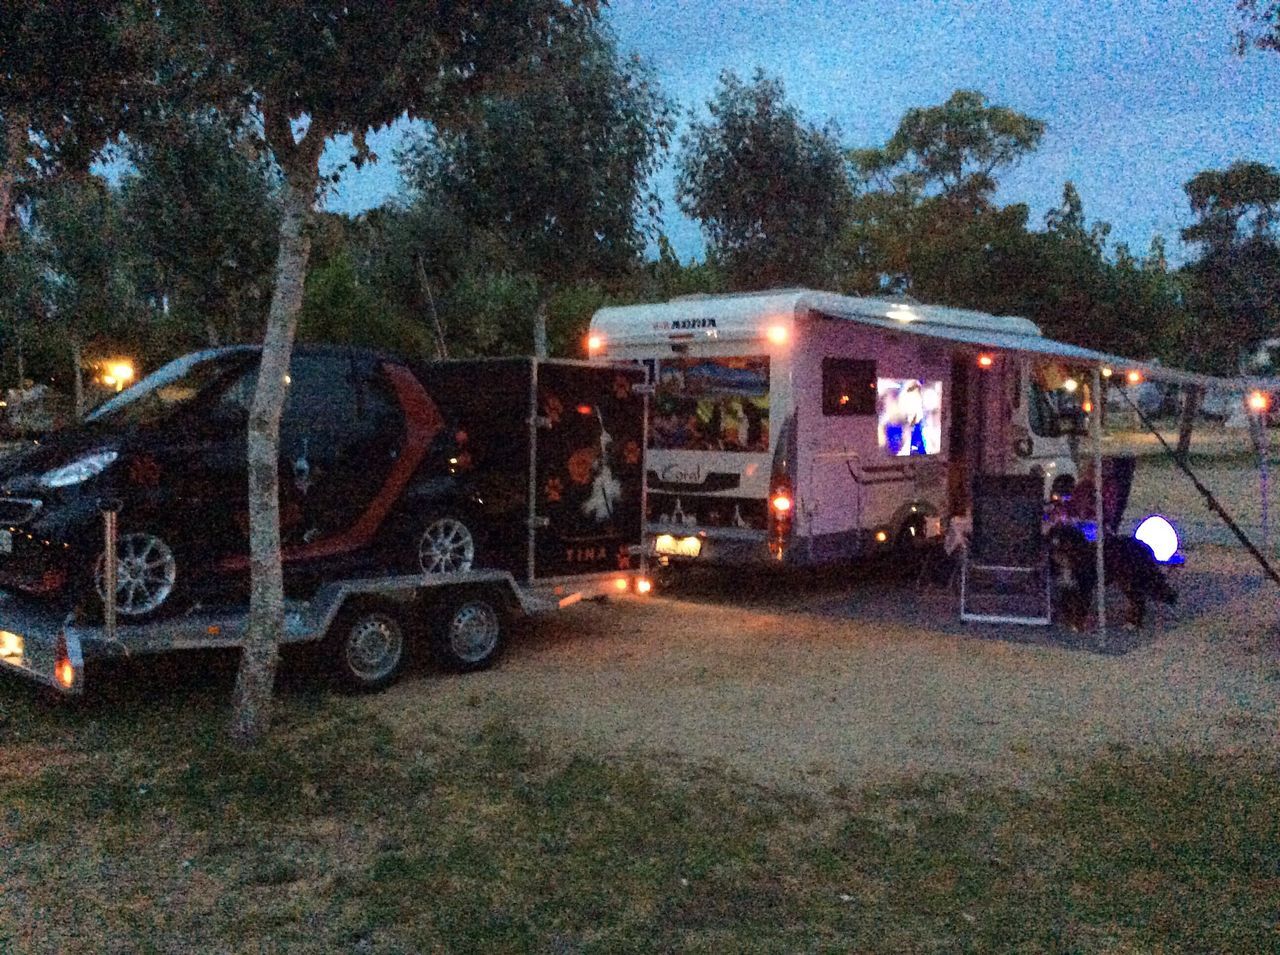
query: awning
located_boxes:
[810,296,1280,393]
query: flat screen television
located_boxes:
[877,378,943,456]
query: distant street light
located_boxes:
[101,360,136,392]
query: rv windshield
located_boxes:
[650,356,770,452]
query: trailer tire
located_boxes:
[327,600,408,693]
[431,588,506,673]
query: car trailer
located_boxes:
[0,506,648,697]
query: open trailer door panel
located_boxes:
[533,361,646,580]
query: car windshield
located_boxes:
[86,350,257,427]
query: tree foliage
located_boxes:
[0,1,168,237]
[121,113,281,346]
[676,69,851,290]
[1178,160,1280,373]
[846,90,1044,298]
[405,20,673,287]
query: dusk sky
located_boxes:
[322,0,1279,265]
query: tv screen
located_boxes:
[877,378,943,456]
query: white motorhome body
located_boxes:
[589,289,1084,566]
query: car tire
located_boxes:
[327,600,409,693]
[430,588,506,673]
[85,529,184,623]
[410,513,480,576]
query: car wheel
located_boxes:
[328,602,408,692]
[414,515,478,575]
[92,530,181,621]
[431,589,506,673]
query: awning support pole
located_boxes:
[1092,367,1106,637]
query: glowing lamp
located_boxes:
[586,334,604,354]
[874,529,889,543]
[1126,370,1142,385]
[770,494,792,513]
[0,630,22,664]
[576,404,594,415]
[56,658,75,689]
[1063,378,1079,393]
[614,577,629,591]
[1082,400,1093,414]
[766,325,789,345]
[1248,390,1270,414]
[1101,367,1113,379]
[1135,514,1179,564]
[636,578,652,595]
[977,353,995,369]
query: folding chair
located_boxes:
[959,474,1052,625]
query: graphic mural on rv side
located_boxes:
[877,378,943,456]
[650,357,770,453]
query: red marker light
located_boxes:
[977,353,995,369]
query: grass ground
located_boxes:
[2,636,1277,952]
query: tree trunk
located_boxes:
[1176,385,1202,460]
[0,116,27,245]
[533,298,549,358]
[70,335,85,420]
[228,170,314,747]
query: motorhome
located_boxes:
[588,289,1092,567]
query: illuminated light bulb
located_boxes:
[1248,390,1270,414]
[586,335,604,353]
[56,658,75,689]
[636,578,652,595]
[1126,370,1142,385]
[1135,514,1179,563]
[977,354,995,369]
[770,494,792,513]
[614,577,629,591]
[1063,378,1079,393]
[766,325,789,345]
[874,529,889,543]
[1101,367,1113,378]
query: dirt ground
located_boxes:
[365,545,1280,795]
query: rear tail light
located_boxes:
[54,633,75,691]
[768,479,793,560]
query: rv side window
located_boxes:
[822,359,876,416]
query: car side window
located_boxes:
[282,356,359,461]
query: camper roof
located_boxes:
[590,288,1041,344]
[590,287,1280,391]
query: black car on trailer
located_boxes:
[0,352,649,693]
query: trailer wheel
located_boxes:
[328,601,408,692]
[431,589,506,673]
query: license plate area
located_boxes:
[654,533,702,558]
